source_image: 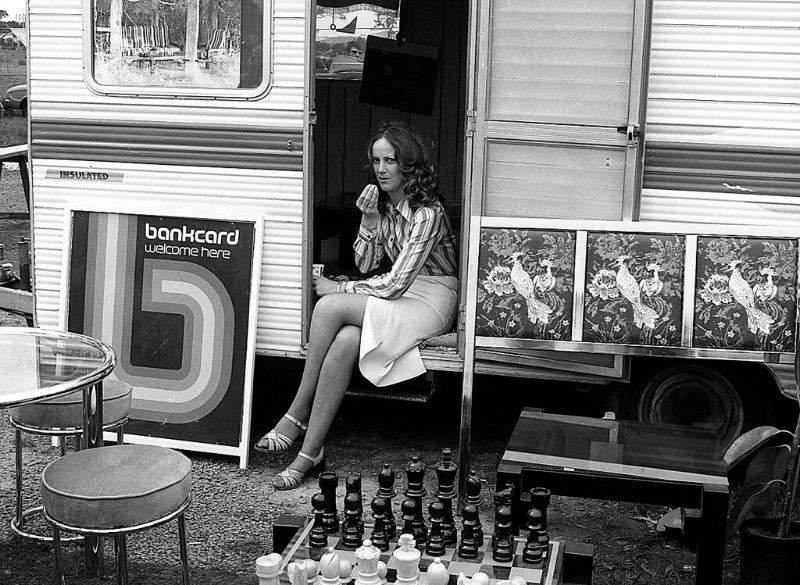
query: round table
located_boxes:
[0,327,115,574]
[0,327,115,408]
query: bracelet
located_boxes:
[337,281,344,293]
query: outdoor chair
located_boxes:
[8,377,132,541]
[121,24,182,59]
[41,443,192,584]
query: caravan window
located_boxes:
[315,1,400,79]
[88,0,270,96]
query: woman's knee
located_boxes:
[331,325,361,355]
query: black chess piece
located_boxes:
[319,471,340,534]
[341,492,363,549]
[457,504,480,560]
[434,448,457,547]
[346,471,364,531]
[426,501,446,557]
[492,505,514,563]
[377,463,397,540]
[522,505,544,564]
[309,492,328,559]
[464,470,484,542]
[492,483,515,547]
[370,497,390,552]
[530,487,550,531]
[400,498,427,547]
[404,456,427,546]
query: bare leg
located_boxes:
[265,294,368,443]
[272,324,361,486]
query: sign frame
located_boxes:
[59,200,264,468]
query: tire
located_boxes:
[636,364,744,450]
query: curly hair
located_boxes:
[365,121,442,213]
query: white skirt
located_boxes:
[359,275,458,387]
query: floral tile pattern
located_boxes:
[583,232,685,346]
[693,236,797,351]
[476,228,576,340]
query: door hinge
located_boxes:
[466,110,477,137]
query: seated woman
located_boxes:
[254,121,459,490]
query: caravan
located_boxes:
[23,0,800,463]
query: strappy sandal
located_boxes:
[271,448,325,491]
[254,413,308,452]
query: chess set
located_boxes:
[257,449,566,585]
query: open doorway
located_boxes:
[310,0,469,284]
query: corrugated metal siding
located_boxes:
[641,0,800,223]
[488,0,635,125]
[28,0,307,355]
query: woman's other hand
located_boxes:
[313,275,340,297]
[356,184,380,230]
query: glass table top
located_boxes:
[0,327,115,407]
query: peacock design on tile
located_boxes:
[728,260,774,334]
[510,252,553,325]
[533,258,557,293]
[615,255,659,329]
[639,262,664,297]
[753,266,778,303]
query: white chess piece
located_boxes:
[339,558,354,583]
[392,534,420,585]
[471,572,490,585]
[426,558,449,585]
[320,548,341,585]
[288,560,310,585]
[255,553,282,585]
[355,539,383,585]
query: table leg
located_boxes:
[695,484,729,585]
[82,381,105,575]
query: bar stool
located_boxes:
[8,377,132,541]
[41,443,192,584]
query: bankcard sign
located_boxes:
[65,210,260,467]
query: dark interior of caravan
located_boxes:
[312,0,469,278]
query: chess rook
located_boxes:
[530,487,550,531]
[255,553,282,585]
[319,471,340,534]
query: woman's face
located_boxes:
[371,137,405,200]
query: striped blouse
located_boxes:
[341,197,458,299]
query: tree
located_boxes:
[0,10,8,21]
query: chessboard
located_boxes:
[277,518,565,585]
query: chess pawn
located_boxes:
[287,560,311,585]
[457,504,480,560]
[347,472,364,530]
[377,463,397,540]
[355,539,383,585]
[309,492,329,559]
[425,501,446,557]
[339,558,354,582]
[320,548,342,585]
[319,471,340,534]
[530,487,550,531]
[400,499,416,540]
[342,492,364,549]
[425,558,449,585]
[492,506,514,563]
[370,497,390,552]
[522,505,544,564]
[392,533,420,585]
[255,552,282,585]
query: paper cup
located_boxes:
[312,263,325,278]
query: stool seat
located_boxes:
[10,377,132,430]
[42,444,192,530]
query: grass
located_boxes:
[0,115,26,147]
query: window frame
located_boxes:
[82,0,273,100]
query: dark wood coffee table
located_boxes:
[497,408,728,585]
